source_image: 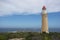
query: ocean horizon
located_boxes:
[0,28,60,32]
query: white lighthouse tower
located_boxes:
[41,6,49,33]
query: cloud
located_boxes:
[0,0,60,16]
[45,0,60,12]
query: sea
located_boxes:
[0,28,60,33]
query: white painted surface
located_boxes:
[42,10,47,14]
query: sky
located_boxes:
[0,0,60,28]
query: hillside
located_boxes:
[0,32,60,40]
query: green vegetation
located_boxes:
[0,32,60,40]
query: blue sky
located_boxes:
[0,12,60,28]
[0,0,60,28]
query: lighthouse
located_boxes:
[41,6,49,33]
